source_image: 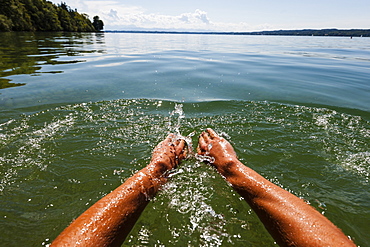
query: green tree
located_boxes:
[0,0,34,31]
[0,14,13,31]
[42,2,62,31]
[75,13,95,32]
[0,0,102,32]
[92,16,104,31]
[57,7,74,31]
[20,0,61,31]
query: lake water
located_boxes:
[0,32,369,246]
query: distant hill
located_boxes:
[0,0,101,32]
[246,29,370,37]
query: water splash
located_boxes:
[167,103,195,158]
[158,161,236,246]
[0,112,75,192]
[168,103,185,135]
[195,154,215,164]
[168,107,224,164]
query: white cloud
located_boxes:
[49,0,255,32]
[102,7,257,32]
[194,9,210,24]
[48,0,369,31]
[103,7,215,31]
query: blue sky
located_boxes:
[49,0,369,31]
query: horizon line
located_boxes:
[102,28,370,37]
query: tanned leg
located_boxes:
[198,128,355,247]
[52,134,186,247]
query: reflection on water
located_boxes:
[1,33,369,112]
[0,32,105,89]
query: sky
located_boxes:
[49,0,369,32]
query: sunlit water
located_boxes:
[0,32,369,246]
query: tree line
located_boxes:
[0,0,103,32]
[246,29,370,37]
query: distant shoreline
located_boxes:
[105,29,370,37]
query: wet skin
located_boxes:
[198,128,356,247]
[51,134,186,247]
[52,130,355,247]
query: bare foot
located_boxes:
[197,128,238,170]
[151,133,187,170]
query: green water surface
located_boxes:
[0,32,369,246]
[1,100,369,246]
